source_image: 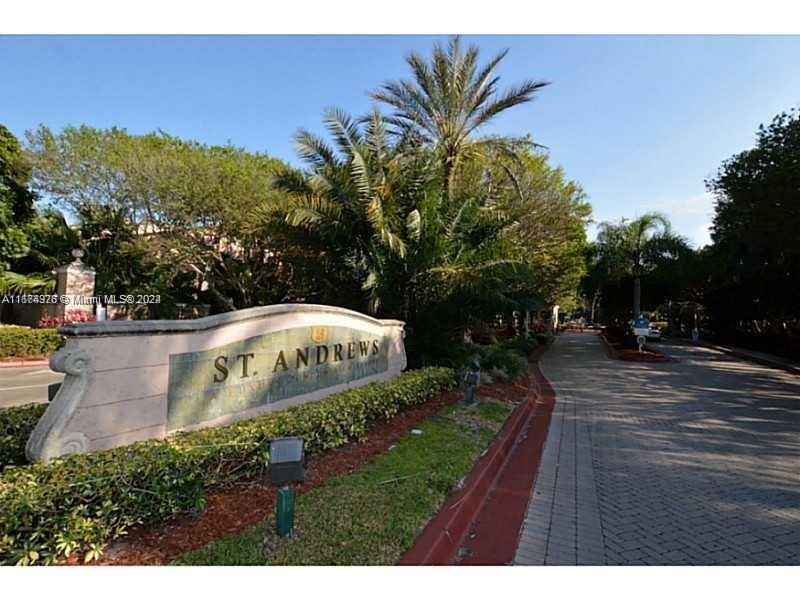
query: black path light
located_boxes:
[269,436,306,538]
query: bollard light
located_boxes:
[268,437,306,538]
[464,358,481,405]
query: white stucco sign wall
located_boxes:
[26,304,406,462]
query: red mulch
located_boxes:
[84,386,514,566]
[600,333,672,362]
[475,373,530,403]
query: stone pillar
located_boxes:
[54,249,96,322]
[549,304,560,335]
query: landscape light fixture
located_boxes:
[268,436,306,538]
[464,358,481,405]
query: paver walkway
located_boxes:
[514,332,800,565]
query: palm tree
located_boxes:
[596,212,687,318]
[371,36,549,201]
[267,107,524,330]
[266,107,423,314]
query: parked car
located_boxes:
[647,326,662,341]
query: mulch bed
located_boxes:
[600,332,672,362]
[86,379,528,566]
[474,373,530,403]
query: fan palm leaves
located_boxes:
[371,36,549,200]
[596,212,690,317]
[0,270,54,294]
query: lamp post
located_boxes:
[268,436,306,538]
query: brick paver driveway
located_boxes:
[514,333,800,565]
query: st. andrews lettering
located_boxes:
[212,337,383,384]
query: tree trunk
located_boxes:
[443,148,458,201]
[633,276,641,318]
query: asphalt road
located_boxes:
[515,332,800,565]
[0,365,63,409]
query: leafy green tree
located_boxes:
[371,36,548,201]
[25,125,290,312]
[0,124,51,293]
[706,108,800,342]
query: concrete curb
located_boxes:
[0,358,51,369]
[399,346,555,566]
[458,360,556,565]
[600,332,674,362]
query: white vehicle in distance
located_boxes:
[647,326,662,341]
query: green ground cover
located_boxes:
[175,400,512,566]
[0,367,455,566]
[0,403,47,469]
[0,325,62,359]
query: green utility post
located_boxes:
[276,485,296,538]
[464,358,481,405]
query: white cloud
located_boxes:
[693,222,713,247]
[588,192,716,248]
[654,192,715,248]
[654,192,715,217]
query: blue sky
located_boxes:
[2,35,799,247]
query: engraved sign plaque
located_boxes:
[166,326,390,430]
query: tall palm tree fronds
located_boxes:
[371,36,549,200]
[265,106,527,322]
[596,212,690,317]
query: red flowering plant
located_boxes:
[38,313,97,329]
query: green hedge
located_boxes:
[463,340,530,383]
[0,367,456,565]
[0,403,48,469]
[0,325,63,359]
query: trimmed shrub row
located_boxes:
[0,403,48,469]
[0,367,456,565]
[0,325,63,359]
[479,345,528,382]
[461,335,543,383]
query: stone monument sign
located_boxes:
[26,304,406,462]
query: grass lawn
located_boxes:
[174,399,512,565]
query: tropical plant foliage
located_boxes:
[0,125,54,294]
[371,36,549,200]
[586,212,693,323]
[265,105,589,365]
[0,367,455,565]
[25,125,292,313]
[4,37,590,363]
